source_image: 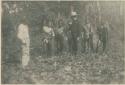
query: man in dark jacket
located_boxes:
[68,12,85,55]
[55,19,65,54]
[96,23,108,52]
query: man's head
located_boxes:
[48,21,52,27]
[104,21,109,28]
[58,19,63,27]
[87,23,91,28]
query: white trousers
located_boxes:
[22,43,30,68]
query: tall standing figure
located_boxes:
[84,23,94,53]
[96,22,108,53]
[55,19,67,54]
[17,17,30,69]
[68,12,84,55]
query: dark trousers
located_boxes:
[42,38,51,56]
[71,34,78,55]
[102,39,107,52]
[96,38,107,53]
[56,34,64,54]
[89,35,94,52]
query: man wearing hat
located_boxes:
[68,11,85,55]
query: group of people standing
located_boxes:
[42,11,109,56]
[16,11,108,68]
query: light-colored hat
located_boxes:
[71,11,78,16]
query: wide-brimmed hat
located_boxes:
[71,11,78,16]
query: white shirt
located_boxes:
[17,24,30,44]
[43,26,55,36]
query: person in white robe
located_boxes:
[17,23,30,68]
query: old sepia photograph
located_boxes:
[1,0,125,84]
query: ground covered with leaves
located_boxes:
[2,51,124,84]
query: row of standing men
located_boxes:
[42,12,108,56]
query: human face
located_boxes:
[72,16,78,21]
[87,23,90,28]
